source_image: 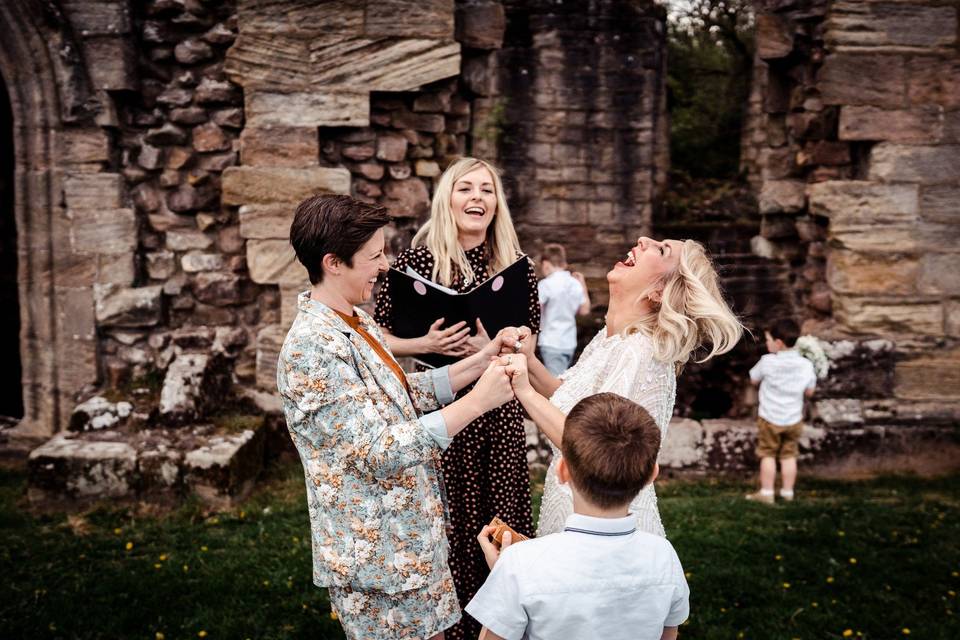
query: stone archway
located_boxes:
[0,70,21,423]
[0,1,117,436]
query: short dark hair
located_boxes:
[289,194,391,284]
[540,243,567,267]
[767,318,801,348]
[561,393,661,509]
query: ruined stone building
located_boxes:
[0,0,956,503]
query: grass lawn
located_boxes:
[2,463,958,639]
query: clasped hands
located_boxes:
[471,326,535,407]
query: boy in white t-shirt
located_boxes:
[466,392,690,640]
[746,318,817,504]
[536,244,590,375]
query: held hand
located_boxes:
[424,318,471,356]
[499,353,532,396]
[477,524,513,570]
[572,271,587,287]
[497,326,535,358]
[471,361,515,412]
[463,318,493,356]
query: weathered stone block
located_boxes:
[64,173,123,209]
[839,106,943,143]
[701,419,756,471]
[819,54,906,108]
[869,144,960,184]
[381,178,430,218]
[193,122,231,152]
[70,208,137,255]
[755,13,793,59]
[834,296,944,335]
[94,284,163,327]
[194,77,241,104]
[921,184,960,223]
[181,252,224,273]
[659,418,704,469]
[814,398,864,427]
[69,396,132,432]
[28,435,137,501]
[946,301,960,337]
[160,353,231,423]
[247,239,308,285]
[83,36,136,91]
[758,180,805,214]
[830,221,960,254]
[826,2,957,49]
[60,128,111,164]
[365,0,454,38]
[895,348,960,401]
[827,251,919,295]
[240,127,319,167]
[139,446,183,493]
[222,166,351,205]
[807,181,919,224]
[184,428,265,508]
[918,254,960,295]
[376,133,408,162]
[174,38,214,64]
[256,324,287,390]
[245,91,368,128]
[147,250,176,280]
[62,0,132,36]
[907,57,960,109]
[238,204,293,240]
[456,1,505,50]
[166,229,214,251]
[194,272,243,305]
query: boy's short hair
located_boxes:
[289,194,391,285]
[561,393,661,509]
[540,243,567,268]
[767,318,801,348]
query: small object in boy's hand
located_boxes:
[489,516,529,548]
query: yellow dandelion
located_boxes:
[263,580,270,587]
[200,545,208,552]
[721,607,727,613]
[302,603,308,611]
[183,565,189,572]
[114,528,122,535]
[843,630,853,637]
[159,554,168,561]
[827,576,835,584]
[156,633,165,640]
[811,602,819,608]
[239,510,245,519]
[951,571,958,577]
[783,582,791,589]
[737,632,744,639]
[849,557,857,565]
[775,554,783,561]
[154,563,162,569]
[125,541,133,551]
[949,590,957,597]
[198,632,207,638]
[838,530,845,537]
[685,571,692,578]
[902,629,910,635]
[330,611,338,621]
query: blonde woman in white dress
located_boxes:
[498,237,743,537]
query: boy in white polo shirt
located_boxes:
[746,318,817,504]
[466,392,690,640]
[536,244,590,375]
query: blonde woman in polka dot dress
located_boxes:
[374,157,539,640]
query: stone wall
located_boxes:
[742,0,960,456]
[472,0,669,307]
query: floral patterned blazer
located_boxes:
[278,292,455,593]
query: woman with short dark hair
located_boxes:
[279,194,516,640]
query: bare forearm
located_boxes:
[528,352,562,397]
[382,331,426,357]
[516,388,566,448]
[439,394,485,438]
[448,351,490,393]
[660,626,678,640]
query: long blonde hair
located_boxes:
[626,240,743,366]
[411,157,522,287]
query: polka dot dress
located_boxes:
[375,242,540,640]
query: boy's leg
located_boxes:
[780,457,797,494]
[760,456,777,492]
[778,422,803,500]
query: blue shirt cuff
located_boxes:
[420,410,453,450]
[431,365,455,406]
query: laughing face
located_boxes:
[450,166,498,238]
[341,228,390,306]
[608,236,683,301]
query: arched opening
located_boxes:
[0,69,21,422]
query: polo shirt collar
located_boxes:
[563,512,637,537]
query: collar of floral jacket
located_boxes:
[295,291,417,420]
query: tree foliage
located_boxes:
[667,0,755,179]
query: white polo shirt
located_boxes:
[465,512,690,640]
[749,350,817,426]
[537,270,587,350]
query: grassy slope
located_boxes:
[2,465,958,639]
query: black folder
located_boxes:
[387,256,531,368]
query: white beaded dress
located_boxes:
[536,328,677,537]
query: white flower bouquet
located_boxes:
[795,335,830,380]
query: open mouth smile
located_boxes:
[464,206,485,217]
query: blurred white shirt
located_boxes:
[537,270,587,350]
[749,350,817,426]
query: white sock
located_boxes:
[760,489,775,497]
[780,489,794,498]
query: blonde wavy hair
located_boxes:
[626,240,743,367]
[411,157,522,287]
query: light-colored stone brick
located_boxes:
[827,251,919,295]
[834,296,944,335]
[246,239,308,285]
[869,143,960,184]
[222,166,351,205]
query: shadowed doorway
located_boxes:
[0,72,22,422]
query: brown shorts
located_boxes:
[756,417,804,459]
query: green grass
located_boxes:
[2,466,959,639]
